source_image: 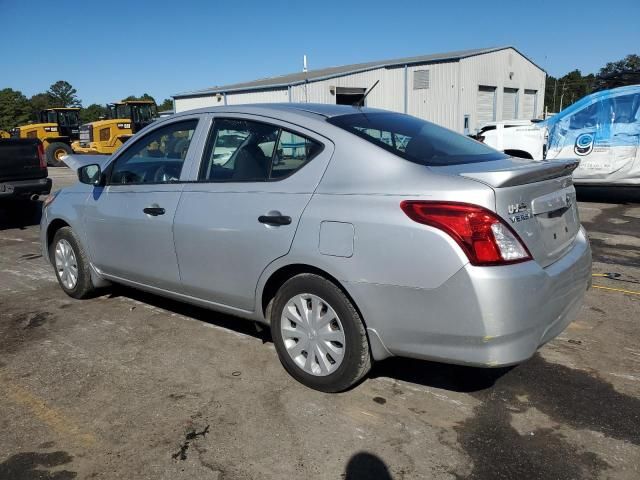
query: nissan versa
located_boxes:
[41,104,592,392]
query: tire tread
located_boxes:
[51,227,95,299]
[271,273,371,392]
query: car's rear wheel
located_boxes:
[50,227,95,299]
[271,273,371,392]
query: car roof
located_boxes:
[172,103,390,120]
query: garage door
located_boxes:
[523,90,537,119]
[477,86,496,127]
[503,88,519,120]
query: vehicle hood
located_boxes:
[62,154,111,171]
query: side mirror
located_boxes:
[78,164,103,186]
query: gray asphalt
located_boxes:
[0,168,639,479]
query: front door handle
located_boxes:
[258,214,292,226]
[143,206,165,216]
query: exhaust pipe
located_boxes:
[30,194,40,202]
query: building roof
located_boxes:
[175,46,540,98]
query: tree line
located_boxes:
[0,80,173,132]
[545,54,639,113]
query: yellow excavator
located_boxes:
[72,100,158,155]
[11,108,81,166]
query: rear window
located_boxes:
[327,112,508,166]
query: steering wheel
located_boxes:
[154,164,180,183]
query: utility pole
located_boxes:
[552,78,557,112]
[559,81,567,111]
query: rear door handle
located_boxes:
[143,206,165,216]
[258,214,292,226]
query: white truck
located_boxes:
[479,85,640,185]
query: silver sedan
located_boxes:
[41,104,592,392]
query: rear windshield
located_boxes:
[328,112,508,166]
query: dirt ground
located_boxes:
[0,168,638,479]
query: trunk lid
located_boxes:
[433,158,581,268]
[0,138,45,181]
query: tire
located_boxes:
[50,227,95,299]
[271,273,371,392]
[45,142,72,167]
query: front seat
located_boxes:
[232,144,268,181]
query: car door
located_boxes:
[610,92,640,174]
[83,116,205,290]
[173,114,333,311]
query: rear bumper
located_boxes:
[0,177,51,198]
[347,227,592,366]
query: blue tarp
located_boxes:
[543,85,640,184]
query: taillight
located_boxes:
[400,201,531,266]
[37,142,46,169]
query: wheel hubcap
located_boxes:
[55,149,66,160]
[54,239,78,290]
[280,294,346,376]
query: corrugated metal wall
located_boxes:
[289,66,405,113]
[174,95,221,112]
[459,48,546,132]
[225,88,289,105]
[174,89,288,112]
[406,62,460,129]
[174,48,546,133]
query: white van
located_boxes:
[480,85,640,185]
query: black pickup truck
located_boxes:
[0,138,52,201]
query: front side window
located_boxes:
[612,93,640,124]
[57,111,78,126]
[199,119,321,182]
[109,119,198,185]
[132,104,157,124]
[328,112,507,166]
[569,102,599,130]
[115,105,131,119]
[45,111,57,123]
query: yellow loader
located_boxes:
[11,108,80,167]
[72,100,158,155]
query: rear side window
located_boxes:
[328,112,507,166]
[199,118,322,182]
[271,130,322,179]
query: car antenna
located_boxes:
[354,80,380,108]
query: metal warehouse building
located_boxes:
[173,46,546,134]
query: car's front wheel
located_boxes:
[50,227,95,299]
[271,274,371,392]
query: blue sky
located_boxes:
[1,0,638,106]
